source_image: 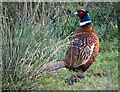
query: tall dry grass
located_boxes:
[1,2,118,90]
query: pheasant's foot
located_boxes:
[66,74,84,85]
[77,73,84,78]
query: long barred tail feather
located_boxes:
[41,61,66,73]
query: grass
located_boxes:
[36,50,118,90]
[2,25,118,90]
[1,2,118,90]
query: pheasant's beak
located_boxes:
[74,12,78,15]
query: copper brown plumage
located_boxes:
[64,24,99,71]
[37,9,99,83]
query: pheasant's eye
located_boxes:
[80,12,83,14]
[78,11,84,15]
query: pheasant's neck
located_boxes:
[77,23,94,33]
[79,15,92,26]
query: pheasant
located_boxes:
[40,9,99,83]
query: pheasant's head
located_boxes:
[74,9,89,18]
[74,9,92,26]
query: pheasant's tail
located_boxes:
[41,61,66,73]
[29,61,66,79]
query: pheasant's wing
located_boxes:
[64,32,94,68]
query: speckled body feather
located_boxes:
[63,24,99,72]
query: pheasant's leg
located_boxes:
[76,69,84,78]
[67,69,84,84]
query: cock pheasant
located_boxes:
[41,9,99,83]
